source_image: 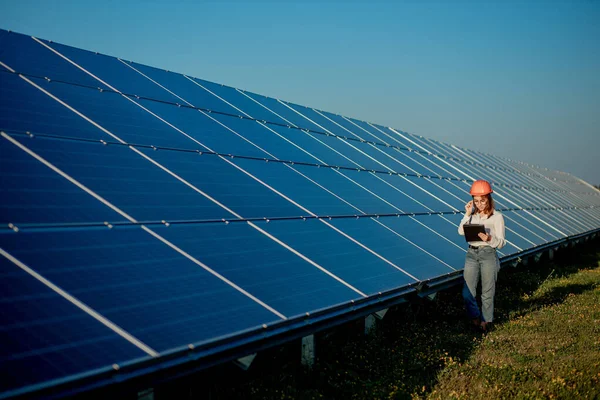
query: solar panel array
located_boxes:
[1,29,599,398]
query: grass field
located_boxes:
[430,250,600,399]
[160,239,600,399]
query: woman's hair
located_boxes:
[475,194,495,216]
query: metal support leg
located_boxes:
[233,353,257,370]
[365,308,388,334]
[301,334,315,368]
[138,388,154,400]
[426,292,437,301]
[364,314,376,334]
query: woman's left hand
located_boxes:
[478,232,491,242]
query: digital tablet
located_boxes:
[463,224,486,242]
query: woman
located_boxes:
[458,180,506,332]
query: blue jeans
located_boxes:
[462,246,500,322]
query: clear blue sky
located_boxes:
[2,0,599,185]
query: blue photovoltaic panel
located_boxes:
[328,218,460,281]
[155,222,362,316]
[50,41,187,103]
[0,137,125,226]
[1,29,599,397]
[0,72,106,141]
[256,218,418,293]
[502,212,548,245]
[133,148,305,219]
[10,135,234,222]
[0,227,281,352]
[0,254,147,396]
[229,158,361,216]
[0,31,99,88]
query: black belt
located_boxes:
[469,245,494,250]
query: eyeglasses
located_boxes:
[473,199,488,205]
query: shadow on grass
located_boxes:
[494,241,600,324]
[521,281,597,310]
[154,238,600,400]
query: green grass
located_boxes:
[164,240,600,400]
[430,258,600,399]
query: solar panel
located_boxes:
[1,29,599,398]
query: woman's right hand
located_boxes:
[465,200,473,216]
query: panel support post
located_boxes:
[365,308,388,334]
[301,334,315,368]
[365,314,376,334]
[375,308,388,319]
[233,353,257,371]
[548,248,554,260]
[138,388,154,400]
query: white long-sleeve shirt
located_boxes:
[458,211,506,249]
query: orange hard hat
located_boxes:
[470,180,493,196]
